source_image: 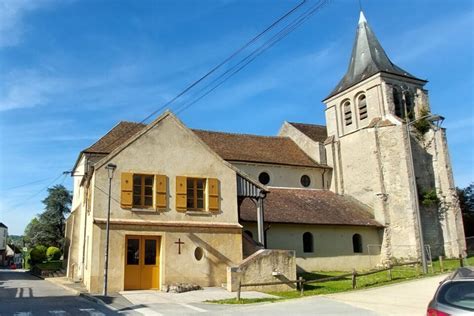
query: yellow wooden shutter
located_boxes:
[121,172,133,209]
[155,174,167,210]
[175,176,187,211]
[208,178,220,212]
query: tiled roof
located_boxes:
[326,12,424,100]
[240,188,382,227]
[84,121,146,154]
[0,223,7,228]
[289,122,327,143]
[193,130,323,168]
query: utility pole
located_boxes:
[103,163,116,296]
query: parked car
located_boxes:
[427,266,474,315]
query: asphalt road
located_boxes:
[0,269,117,315]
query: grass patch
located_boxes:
[35,260,63,271]
[208,256,473,304]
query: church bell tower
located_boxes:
[323,12,465,262]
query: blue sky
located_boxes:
[0,0,473,235]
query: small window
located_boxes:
[343,100,352,126]
[133,174,154,208]
[259,172,270,185]
[303,232,314,253]
[358,94,368,120]
[194,247,204,261]
[186,178,205,210]
[352,234,362,253]
[300,175,311,187]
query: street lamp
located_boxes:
[103,163,116,296]
[406,114,443,274]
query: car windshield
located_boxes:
[438,281,474,311]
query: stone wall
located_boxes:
[227,249,296,292]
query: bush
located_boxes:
[30,245,47,264]
[46,246,61,261]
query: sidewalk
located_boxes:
[323,274,448,315]
[46,277,276,313]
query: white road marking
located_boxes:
[133,307,163,316]
[79,308,105,316]
[179,303,207,313]
[15,288,20,298]
[13,313,32,316]
[49,311,67,315]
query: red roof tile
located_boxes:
[193,129,323,168]
[240,188,382,227]
[84,121,146,154]
[288,122,327,143]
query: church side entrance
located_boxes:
[124,235,161,290]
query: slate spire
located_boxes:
[326,11,422,99]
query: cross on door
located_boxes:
[175,238,184,254]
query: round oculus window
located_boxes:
[194,247,204,261]
[258,172,270,185]
[300,175,311,187]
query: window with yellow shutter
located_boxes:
[175,176,220,212]
[133,174,154,208]
[186,178,205,211]
[121,173,168,210]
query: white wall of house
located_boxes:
[243,222,382,271]
[232,162,327,190]
[0,226,8,251]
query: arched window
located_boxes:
[404,91,414,120]
[393,87,404,118]
[303,232,314,253]
[343,100,352,126]
[358,94,368,120]
[352,234,363,253]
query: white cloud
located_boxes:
[0,0,62,48]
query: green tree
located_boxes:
[38,185,72,248]
[457,183,474,237]
[24,217,45,248]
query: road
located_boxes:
[0,269,116,315]
[0,269,444,315]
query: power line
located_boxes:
[1,173,67,215]
[175,0,331,114]
[86,1,309,160]
[2,177,55,191]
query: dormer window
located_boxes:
[358,94,368,120]
[343,100,352,126]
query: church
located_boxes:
[65,12,465,293]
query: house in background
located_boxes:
[6,244,22,268]
[0,223,8,266]
[65,11,465,293]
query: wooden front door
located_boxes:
[124,235,161,290]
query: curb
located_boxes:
[79,293,119,312]
[44,278,80,296]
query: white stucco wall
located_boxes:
[243,222,382,271]
[0,226,7,251]
[231,162,327,190]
